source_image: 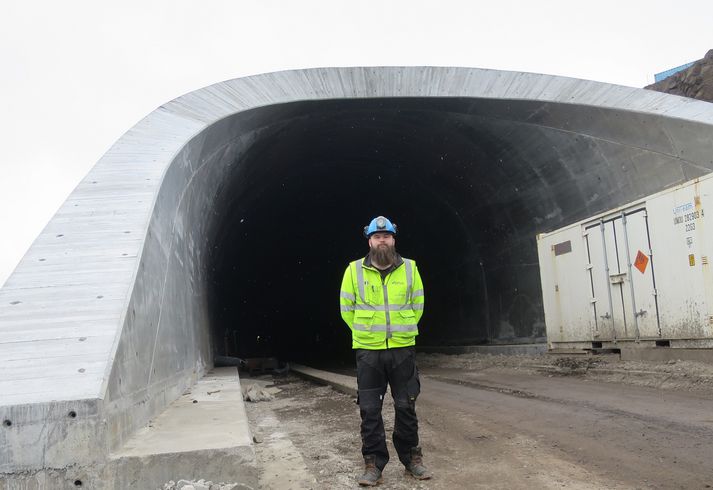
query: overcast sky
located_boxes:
[1,0,712,286]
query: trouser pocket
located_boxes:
[356,349,386,408]
[406,366,420,404]
[390,347,419,407]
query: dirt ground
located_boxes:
[416,352,713,393]
[244,353,713,489]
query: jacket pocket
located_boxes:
[352,310,383,347]
[392,310,417,345]
[398,310,416,320]
[353,309,376,328]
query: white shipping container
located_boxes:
[537,173,713,350]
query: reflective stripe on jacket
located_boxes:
[339,257,424,350]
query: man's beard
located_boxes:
[370,243,397,267]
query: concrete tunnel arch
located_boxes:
[2,66,713,473]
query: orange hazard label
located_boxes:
[634,250,649,274]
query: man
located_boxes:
[339,216,431,486]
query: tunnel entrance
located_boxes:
[206,97,560,365]
[203,95,700,365]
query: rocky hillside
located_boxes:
[645,49,713,102]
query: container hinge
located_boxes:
[635,309,647,318]
[600,312,611,320]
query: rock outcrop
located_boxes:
[646,49,713,103]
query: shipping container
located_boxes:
[537,173,713,351]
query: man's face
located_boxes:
[368,232,395,251]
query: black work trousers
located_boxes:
[356,346,421,471]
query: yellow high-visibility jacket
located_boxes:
[339,257,424,349]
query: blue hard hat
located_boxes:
[364,216,398,237]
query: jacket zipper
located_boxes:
[365,262,401,349]
[382,273,391,348]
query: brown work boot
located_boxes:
[358,455,383,486]
[405,446,432,480]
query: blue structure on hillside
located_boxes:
[654,61,696,82]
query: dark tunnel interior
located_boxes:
[204,97,675,365]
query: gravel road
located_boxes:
[245,353,713,489]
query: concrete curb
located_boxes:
[418,343,548,356]
[292,361,713,402]
[290,364,357,397]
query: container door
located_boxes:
[620,210,661,339]
[586,221,621,340]
[607,218,630,337]
[587,209,661,341]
